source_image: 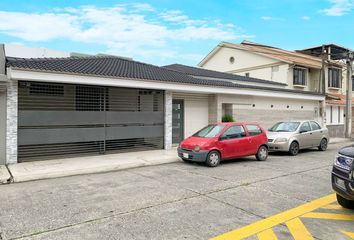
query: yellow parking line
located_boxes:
[256,228,278,240]
[321,204,344,210]
[342,231,354,239]
[211,194,336,240]
[302,212,354,221]
[285,218,314,240]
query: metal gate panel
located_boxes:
[18,81,164,161]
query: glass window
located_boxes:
[246,125,262,136]
[293,68,307,86]
[300,122,311,132]
[221,125,246,139]
[194,125,225,138]
[328,68,341,88]
[269,122,300,132]
[310,121,321,130]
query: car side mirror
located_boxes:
[299,130,307,134]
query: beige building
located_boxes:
[199,41,350,137]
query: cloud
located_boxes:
[320,0,354,16]
[301,16,311,20]
[261,16,284,21]
[0,4,250,62]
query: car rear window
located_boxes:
[193,125,225,138]
[246,125,262,136]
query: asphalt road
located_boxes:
[0,142,353,240]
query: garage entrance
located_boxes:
[18,81,164,162]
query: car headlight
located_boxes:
[334,154,354,171]
[194,145,201,152]
[275,138,288,143]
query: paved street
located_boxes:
[0,142,353,240]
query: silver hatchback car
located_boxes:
[267,120,329,156]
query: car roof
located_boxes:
[214,122,261,126]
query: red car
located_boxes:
[177,122,268,167]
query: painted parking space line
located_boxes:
[342,231,354,239]
[321,204,344,210]
[211,193,354,240]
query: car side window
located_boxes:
[310,121,321,130]
[221,125,246,139]
[300,122,311,132]
[246,125,262,136]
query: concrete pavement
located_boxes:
[7,148,179,183]
[0,142,352,240]
[0,165,11,184]
[2,138,351,184]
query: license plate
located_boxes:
[182,153,189,158]
[335,177,346,190]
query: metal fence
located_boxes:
[18,81,164,161]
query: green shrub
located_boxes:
[222,114,234,122]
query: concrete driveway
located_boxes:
[0,142,353,240]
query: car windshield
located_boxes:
[193,124,225,138]
[269,122,300,132]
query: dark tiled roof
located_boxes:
[163,64,287,86]
[6,56,323,96]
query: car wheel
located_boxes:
[336,194,354,209]
[289,141,299,156]
[318,138,328,151]
[256,146,268,161]
[206,150,221,167]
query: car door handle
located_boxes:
[310,133,312,135]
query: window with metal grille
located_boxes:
[75,86,106,111]
[293,68,307,86]
[328,68,341,88]
[28,83,64,96]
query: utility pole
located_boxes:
[345,51,354,138]
[321,45,327,94]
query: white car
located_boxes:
[267,120,329,156]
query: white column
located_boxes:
[164,91,172,150]
[6,80,18,164]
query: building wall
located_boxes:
[218,94,321,129]
[6,80,18,164]
[0,89,6,165]
[172,93,209,138]
[231,63,289,86]
[164,91,172,149]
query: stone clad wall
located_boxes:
[164,91,172,149]
[6,80,18,164]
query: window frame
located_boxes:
[299,121,311,132]
[328,67,342,89]
[293,67,307,86]
[246,124,263,136]
[220,125,247,140]
[310,121,321,131]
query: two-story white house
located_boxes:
[199,41,350,137]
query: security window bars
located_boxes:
[328,68,341,88]
[293,68,307,86]
[28,83,64,96]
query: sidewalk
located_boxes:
[1,138,352,184]
[7,148,179,183]
[0,165,11,184]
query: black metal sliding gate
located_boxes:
[18,81,164,161]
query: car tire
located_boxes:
[318,138,328,151]
[336,194,354,209]
[206,150,221,167]
[256,145,268,161]
[289,141,299,156]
